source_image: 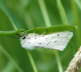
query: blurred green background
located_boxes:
[0,0,81,72]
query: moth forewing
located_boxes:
[20,31,73,51]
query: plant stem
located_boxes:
[27,51,38,72]
[0,5,26,35]
[0,45,23,72]
[71,0,81,45]
[38,0,63,72]
[65,46,81,72]
[56,0,68,25]
[71,0,80,26]
[0,31,17,35]
[0,6,18,31]
[55,51,63,72]
[38,0,51,27]
[75,0,81,10]
[0,4,26,32]
[2,61,16,72]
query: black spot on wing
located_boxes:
[57,34,60,36]
[22,36,26,39]
[54,41,57,43]
[38,43,42,45]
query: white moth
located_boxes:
[20,31,73,51]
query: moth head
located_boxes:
[20,35,35,50]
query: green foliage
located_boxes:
[0,0,81,72]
